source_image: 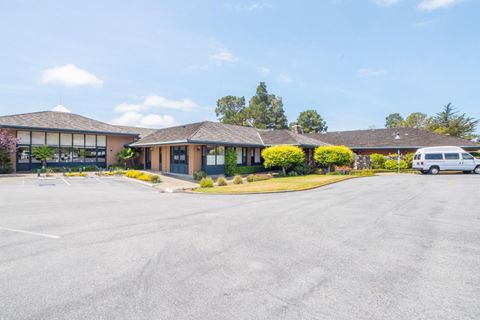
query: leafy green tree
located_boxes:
[295,109,328,133]
[116,147,137,169]
[247,82,288,129]
[404,112,428,129]
[215,96,246,126]
[32,145,54,169]
[427,103,479,139]
[385,113,405,128]
[314,146,354,172]
[261,145,305,175]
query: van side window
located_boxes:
[444,153,460,160]
[425,153,443,160]
[462,153,474,160]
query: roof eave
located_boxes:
[0,124,139,137]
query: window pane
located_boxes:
[60,147,72,162]
[462,153,474,160]
[425,153,442,160]
[216,146,225,165]
[236,148,243,164]
[85,135,96,147]
[73,134,84,147]
[32,132,45,145]
[206,145,216,165]
[17,131,30,144]
[254,148,261,163]
[72,148,84,162]
[60,133,72,146]
[97,135,106,147]
[47,148,60,162]
[46,132,59,146]
[16,146,30,163]
[85,148,97,162]
[97,148,106,162]
[444,153,459,160]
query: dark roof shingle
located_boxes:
[307,128,480,149]
[130,121,329,147]
[0,111,138,136]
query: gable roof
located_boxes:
[0,111,138,136]
[130,121,330,147]
[307,127,480,149]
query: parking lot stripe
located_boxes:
[95,177,108,185]
[61,177,71,185]
[0,226,61,239]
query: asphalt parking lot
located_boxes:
[1,174,480,320]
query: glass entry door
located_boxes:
[170,146,188,174]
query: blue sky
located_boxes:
[0,0,478,131]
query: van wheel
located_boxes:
[429,166,440,175]
[420,170,427,174]
[474,166,480,174]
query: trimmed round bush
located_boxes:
[314,145,354,172]
[233,175,243,184]
[199,177,214,188]
[261,145,305,175]
[216,176,227,186]
[246,174,255,183]
[193,170,207,181]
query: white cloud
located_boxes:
[40,64,103,88]
[114,95,197,113]
[278,74,292,83]
[210,48,238,64]
[356,68,387,78]
[258,67,271,75]
[111,112,177,128]
[51,104,71,113]
[227,1,272,11]
[417,0,463,11]
[374,0,401,6]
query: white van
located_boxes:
[412,146,480,174]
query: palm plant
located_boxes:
[32,145,54,169]
[116,147,137,169]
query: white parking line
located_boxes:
[0,226,60,239]
[95,177,108,185]
[61,177,71,185]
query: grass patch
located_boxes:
[194,174,355,194]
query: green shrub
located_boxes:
[216,176,227,186]
[315,168,325,175]
[291,162,315,175]
[288,171,298,176]
[471,152,480,158]
[234,165,265,175]
[350,169,375,176]
[125,170,143,179]
[199,177,214,188]
[193,170,207,181]
[370,154,387,169]
[224,148,237,177]
[403,153,414,169]
[246,174,255,183]
[314,146,354,172]
[0,151,13,174]
[233,175,243,184]
[384,159,408,171]
[262,145,305,175]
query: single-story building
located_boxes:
[307,128,480,156]
[2,111,479,175]
[0,111,143,172]
[129,121,328,175]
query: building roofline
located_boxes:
[0,124,139,136]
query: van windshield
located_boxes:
[462,153,474,160]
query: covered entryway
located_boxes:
[170,146,188,174]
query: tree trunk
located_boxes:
[282,167,286,176]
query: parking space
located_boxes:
[1,174,480,319]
